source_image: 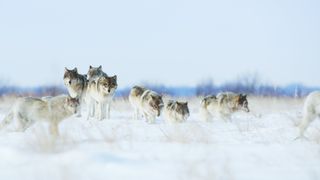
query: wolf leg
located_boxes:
[101,102,107,120]
[298,113,316,137]
[16,113,31,132]
[199,108,212,122]
[133,108,138,120]
[49,122,59,137]
[143,112,150,123]
[98,102,104,121]
[106,102,111,120]
[76,103,82,118]
[0,111,14,130]
[94,101,99,119]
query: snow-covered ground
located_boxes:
[0,96,319,180]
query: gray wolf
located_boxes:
[87,65,108,81]
[0,95,79,136]
[63,67,88,117]
[86,75,117,120]
[86,65,108,118]
[129,86,164,123]
[200,92,249,121]
[164,100,189,123]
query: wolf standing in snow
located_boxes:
[129,86,164,123]
[86,65,108,118]
[63,67,88,117]
[298,91,320,138]
[0,95,79,136]
[164,100,189,123]
[200,92,250,121]
[86,75,117,120]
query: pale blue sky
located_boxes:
[0,0,319,87]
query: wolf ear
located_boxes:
[112,75,117,81]
[89,65,93,69]
[73,68,78,73]
[98,65,102,70]
[241,94,247,98]
[65,67,69,72]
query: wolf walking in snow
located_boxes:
[63,67,88,117]
[0,95,79,136]
[129,86,164,123]
[298,91,320,138]
[164,100,189,123]
[86,75,117,120]
[200,92,250,121]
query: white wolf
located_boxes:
[86,75,117,120]
[200,92,250,121]
[63,67,88,117]
[298,91,320,138]
[164,100,190,123]
[0,95,79,136]
[129,86,164,123]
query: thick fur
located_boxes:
[129,86,148,120]
[298,91,320,137]
[87,65,108,81]
[86,75,117,120]
[200,92,250,121]
[0,95,79,136]
[164,100,189,123]
[129,86,164,123]
[63,67,88,117]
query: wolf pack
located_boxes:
[0,65,319,139]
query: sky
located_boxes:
[0,0,319,88]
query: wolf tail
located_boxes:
[0,110,14,130]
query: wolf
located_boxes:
[297,91,320,138]
[63,67,88,117]
[200,92,249,121]
[87,65,108,81]
[0,95,79,136]
[129,86,164,123]
[164,100,190,123]
[129,86,148,120]
[86,65,108,118]
[86,75,117,120]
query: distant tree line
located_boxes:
[0,74,318,98]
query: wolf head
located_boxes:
[98,75,118,94]
[176,101,190,118]
[88,65,104,80]
[64,97,80,114]
[63,67,79,86]
[236,94,250,112]
[149,95,164,117]
[202,95,217,108]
